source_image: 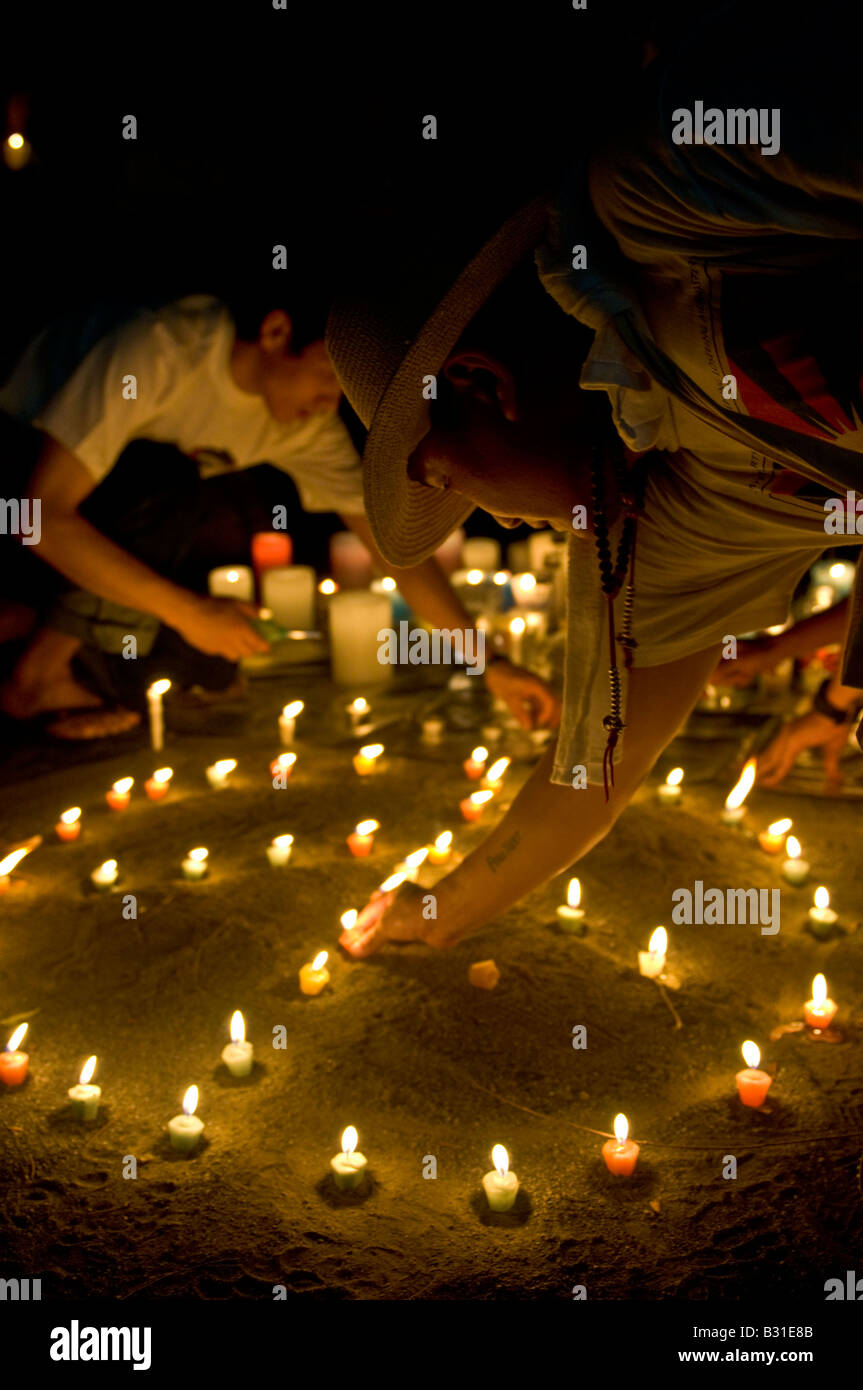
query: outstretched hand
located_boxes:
[339,881,456,958]
[484,658,561,730]
[756,710,849,789]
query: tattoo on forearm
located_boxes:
[486,830,521,873]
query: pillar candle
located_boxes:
[602,1114,640,1175]
[145,768,173,801]
[168,1086,204,1152]
[736,1040,772,1107]
[56,807,82,841]
[251,531,292,585]
[208,565,254,601]
[329,591,393,686]
[221,1011,254,1076]
[68,1055,101,1120]
[330,1125,367,1189]
[481,1144,519,1211]
[299,951,330,996]
[147,678,171,751]
[462,537,501,571]
[279,700,304,745]
[0,1024,29,1086]
[261,565,316,629]
[106,777,133,811]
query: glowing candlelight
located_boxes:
[90,858,118,891]
[509,615,526,664]
[331,1125,368,1190]
[68,1054,101,1120]
[513,572,537,605]
[721,758,756,824]
[466,569,483,586]
[736,1040,772,1107]
[182,847,209,881]
[602,1113,640,1175]
[379,871,406,894]
[145,767,173,802]
[493,571,509,586]
[808,885,839,939]
[781,835,810,886]
[758,817,792,854]
[270,752,297,780]
[482,1143,519,1211]
[279,699,304,746]
[483,756,511,791]
[267,834,294,867]
[556,877,586,932]
[0,1023,29,1086]
[299,950,330,996]
[347,818,379,858]
[353,742,384,776]
[346,696,371,732]
[428,830,453,865]
[395,847,429,882]
[638,926,668,978]
[56,806,82,841]
[147,678,171,751]
[657,767,684,804]
[803,973,837,1030]
[168,1085,204,1152]
[464,745,489,781]
[319,578,338,594]
[340,909,358,934]
[205,758,237,789]
[460,789,494,823]
[222,1010,254,1076]
[106,776,134,811]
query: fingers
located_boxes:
[756,735,794,788]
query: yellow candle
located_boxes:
[299,950,330,996]
[353,743,384,775]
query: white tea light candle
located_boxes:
[808,886,838,931]
[168,1086,204,1153]
[91,859,118,891]
[68,1054,101,1120]
[556,878,586,932]
[267,834,294,867]
[331,1125,367,1190]
[208,565,254,601]
[657,768,683,804]
[206,758,237,789]
[781,836,810,886]
[482,1144,519,1212]
[182,847,209,881]
[221,1011,254,1077]
[346,696,371,732]
[638,926,667,978]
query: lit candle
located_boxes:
[781,835,810,886]
[482,756,511,792]
[56,806,82,842]
[68,1054,101,1120]
[145,767,173,802]
[509,615,526,665]
[460,789,494,823]
[353,742,384,776]
[182,847,209,881]
[422,716,445,742]
[346,696,370,732]
[482,1144,519,1211]
[339,909,359,946]
[394,847,429,882]
[512,572,538,606]
[267,834,294,867]
[270,752,297,780]
[758,817,792,854]
[464,746,489,781]
[803,973,837,1030]
[251,530,292,580]
[0,1023,29,1086]
[808,885,838,936]
[299,950,330,996]
[331,1125,367,1190]
[319,578,339,595]
[208,565,254,601]
[168,1085,204,1153]
[206,758,237,789]
[0,844,36,893]
[427,831,453,865]
[556,877,586,932]
[378,872,406,894]
[106,776,134,811]
[90,858,118,892]
[657,767,684,805]
[602,1113,640,1175]
[221,1010,254,1076]
[347,819,379,858]
[147,678,171,751]
[638,926,667,978]
[721,758,756,825]
[279,699,304,746]
[736,1040,772,1108]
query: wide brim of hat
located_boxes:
[360,197,550,568]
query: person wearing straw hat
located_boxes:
[333,2,863,958]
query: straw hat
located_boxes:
[326,195,550,567]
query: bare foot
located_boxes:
[0,673,104,721]
[46,708,141,740]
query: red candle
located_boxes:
[106,777,134,811]
[803,974,837,1030]
[0,1024,29,1086]
[736,1040,773,1107]
[145,767,173,801]
[347,819,378,857]
[55,807,82,841]
[463,746,488,781]
[460,790,493,823]
[270,753,296,779]
[602,1113,640,1175]
[251,531,292,584]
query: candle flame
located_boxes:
[60,807,82,825]
[466,569,483,585]
[381,576,397,591]
[0,847,31,876]
[272,834,294,848]
[147,678,171,697]
[355,819,379,836]
[566,877,581,909]
[182,1086,199,1117]
[767,817,792,837]
[100,859,117,876]
[340,909,358,931]
[226,570,240,582]
[6,1023,27,1052]
[282,701,304,719]
[811,974,827,1007]
[341,1125,357,1157]
[8,133,24,149]
[319,578,337,594]
[230,1010,245,1045]
[814,885,830,911]
[785,835,801,860]
[434,831,453,852]
[153,767,173,785]
[213,759,237,776]
[648,926,667,956]
[79,1055,97,1085]
[379,871,406,893]
[829,562,849,580]
[613,1113,629,1145]
[492,1143,509,1176]
[405,848,429,869]
[517,573,537,593]
[112,777,134,795]
[493,571,508,585]
[509,616,526,636]
[742,1040,760,1069]
[666,767,684,788]
[189,847,208,863]
[724,758,756,811]
[359,743,384,760]
[471,746,489,764]
[349,697,370,713]
[274,753,297,770]
[312,951,328,971]
[469,790,494,807]
[486,757,510,784]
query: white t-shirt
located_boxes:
[0,295,366,515]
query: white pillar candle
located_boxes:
[206,758,237,789]
[330,1125,367,1190]
[482,1144,519,1212]
[638,926,667,977]
[267,834,294,867]
[208,565,254,601]
[279,700,304,745]
[329,591,394,686]
[91,859,118,891]
[462,537,501,571]
[146,678,171,750]
[261,566,316,630]
[169,1086,204,1153]
[182,847,209,880]
[330,531,375,589]
[221,1011,253,1077]
[68,1055,101,1120]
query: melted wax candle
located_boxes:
[353,743,384,776]
[657,768,683,804]
[106,777,133,811]
[347,819,378,857]
[331,1126,367,1190]
[758,817,792,854]
[638,926,667,978]
[736,1040,772,1108]
[781,836,810,886]
[0,1023,29,1086]
[299,951,330,996]
[482,1144,519,1211]
[721,758,756,825]
[145,767,173,801]
[168,1086,204,1153]
[68,1055,101,1120]
[803,974,837,1030]
[464,746,488,781]
[221,1011,254,1076]
[602,1113,640,1175]
[56,807,82,841]
[556,878,586,932]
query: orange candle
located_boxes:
[56,807,82,841]
[427,831,453,865]
[353,743,384,776]
[299,950,330,996]
[251,530,292,582]
[460,789,493,823]
[482,756,511,792]
[106,777,134,811]
[145,767,173,801]
[736,1040,772,1107]
[803,974,837,1030]
[602,1113,639,1175]
[0,1024,29,1086]
[270,752,297,779]
[463,746,488,780]
[757,817,792,854]
[347,819,379,857]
